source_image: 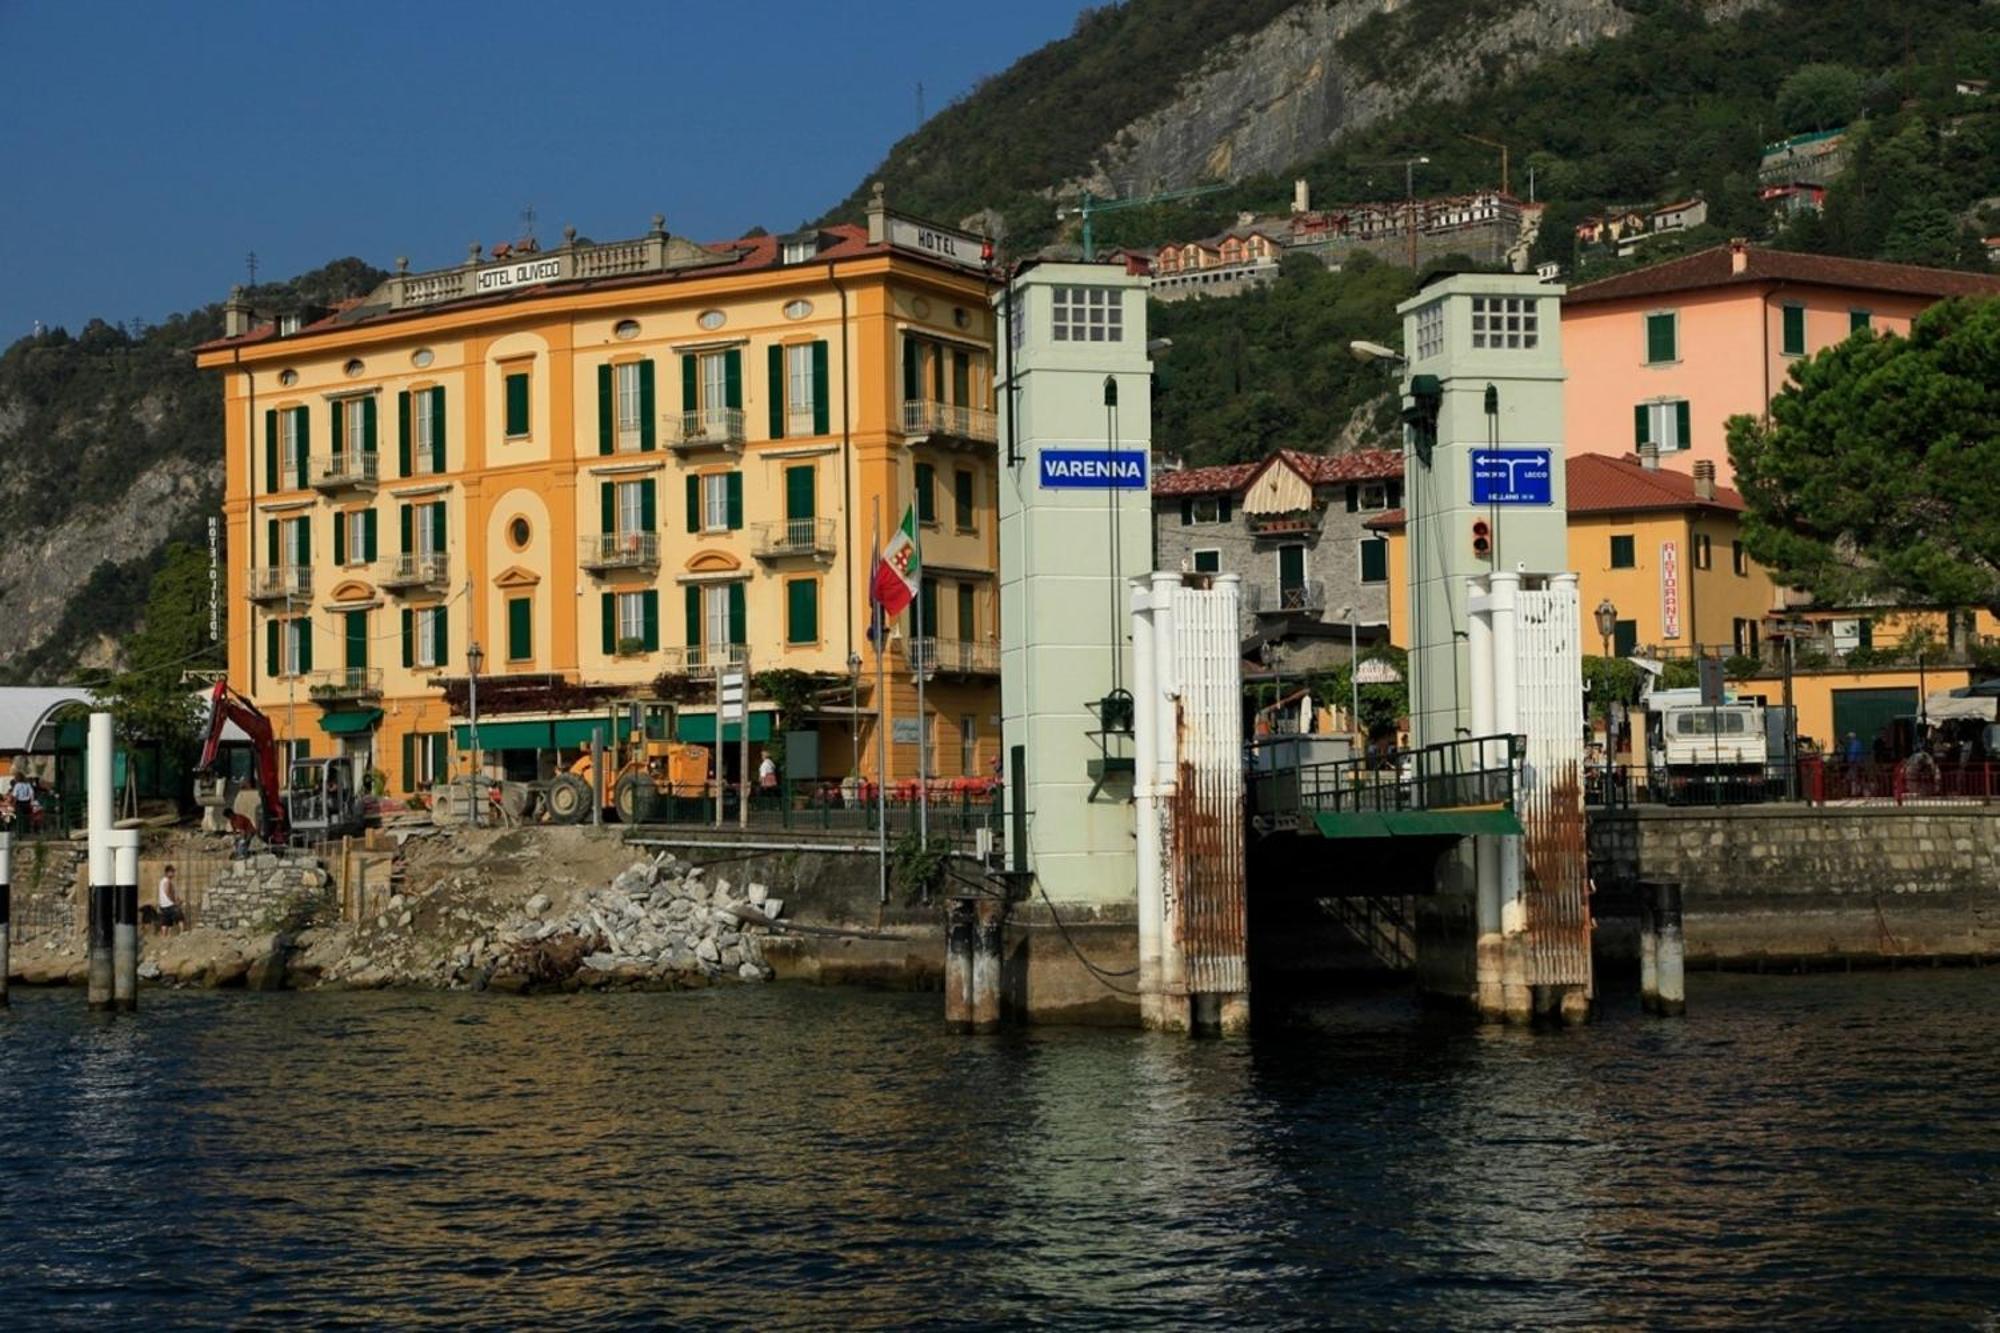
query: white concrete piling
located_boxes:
[971,897,1005,1034]
[1639,885,1659,1014]
[944,897,975,1034]
[112,828,139,1012]
[86,712,114,1012]
[1654,880,1686,1018]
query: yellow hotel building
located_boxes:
[196,191,1001,796]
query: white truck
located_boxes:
[1641,686,1770,801]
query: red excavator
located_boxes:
[194,680,366,843]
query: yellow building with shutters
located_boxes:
[196,192,1002,798]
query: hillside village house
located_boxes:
[1153,448,1402,671]
[1561,242,2000,485]
[195,193,1001,797]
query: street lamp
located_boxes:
[1591,601,1619,799]
[1594,598,1619,658]
[465,640,485,828]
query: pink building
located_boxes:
[1562,242,2000,484]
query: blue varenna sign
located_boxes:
[1470,448,1554,505]
[1039,449,1148,489]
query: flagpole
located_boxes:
[915,532,929,848]
[873,503,888,903]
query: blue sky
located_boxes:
[0,0,1093,335]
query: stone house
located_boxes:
[1153,448,1402,669]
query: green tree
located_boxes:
[1727,298,2000,612]
[1776,63,1865,133]
[92,542,224,745]
[1882,203,1961,266]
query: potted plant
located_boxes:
[616,636,648,658]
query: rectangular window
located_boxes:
[954,469,975,530]
[343,510,367,565]
[704,584,734,651]
[960,715,977,778]
[956,583,976,640]
[507,596,532,662]
[280,408,302,481]
[1613,619,1638,657]
[1781,304,1806,356]
[1470,295,1539,350]
[344,397,369,456]
[782,238,816,264]
[1637,399,1691,452]
[1357,481,1389,511]
[1050,286,1123,343]
[416,502,445,556]
[915,463,937,525]
[1414,302,1444,361]
[280,617,311,676]
[617,480,645,536]
[415,391,439,473]
[1645,311,1677,364]
[1693,534,1712,570]
[615,361,643,444]
[1610,534,1636,569]
[786,578,818,645]
[616,592,646,650]
[1188,496,1228,524]
[1849,309,1871,334]
[701,473,730,532]
[1732,540,1747,577]
[504,370,531,436]
[701,352,728,417]
[785,343,815,436]
[1192,549,1221,574]
[416,606,445,668]
[1359,538,1388,584]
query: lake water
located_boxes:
[1,973,1996,1328]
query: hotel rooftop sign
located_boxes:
[885,215,991,273]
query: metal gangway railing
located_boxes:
[1248,733,1522,834]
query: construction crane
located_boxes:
[1460,132,1510,197]
[1057,182,1232,262]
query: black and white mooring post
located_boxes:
[944,897,976,1034]
[86,712,115,1012]
[112,828,139,1012]
[1653,880,1685,1018]
[1639,883,1659,1014]
[971,897,1005,1034]
[0,829,12,1007]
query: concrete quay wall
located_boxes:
[1589,805,2000,966]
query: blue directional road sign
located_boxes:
[1469,448,1553,505]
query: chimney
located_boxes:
[222,285,251,338]
[1693,460,1717,501]
[1639,442,1661,471]
[1293,177,1311,214]
[1729,237,1749,274]
[867,181,888,246]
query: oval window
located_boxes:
[909,297,932,319]
[278,369,299,387]
[508,517,531,549]
[614,319,641,340]
[343,358,365,377]
[783,299,813,321]
[411,347,435,368]
[697,309,726,331]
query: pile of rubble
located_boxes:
[468,851,783,992]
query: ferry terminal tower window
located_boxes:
[1414,302,1445,361]
[1051,286,1122,343]
[1471,296,1538,350]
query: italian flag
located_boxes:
[871,506,920,618]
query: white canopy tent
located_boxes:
[1926,691,1997,722]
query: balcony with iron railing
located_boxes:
[247,566,313,603]
[579,531,660,573]
[1248,580,1327,616]
[653,643,750,676]
[378,552,450,592]
[307,667,384,703]
[910,637,1001,677]
[901,399,997,445]
[670,407,745,452]
[752,517,836,561]
[311,451,379,493]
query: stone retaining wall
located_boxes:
[1589,805,2000,965]
[203,850,334,933]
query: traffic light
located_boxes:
[1471,519,1493,560]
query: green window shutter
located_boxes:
[725,471,743,530]
[401,733,416,793]
[1610,535,1635,568]
[686,474,700,533]
[1646,312,1676,363]
[1850,309,1870,333]
[508,597,532,661]
[264,409,278,491]
[399,503,413,555]
[600,481,615,535]
[638,359,656,451]
[330,399,344,462]
[1782,305,1805,355]
[768,344,786,439]
[401,609,414,668]
[433,605,446,664]
[915,463,935,524]
[430,387,446,473]
[957,583,975,638]
[332,511,346,566]
[1346,485,1358,513]
[1218,497,1232,523]
[266,619,279,677]
[954,470,974,528]
[728,581,746,644]
[362,395,377,453]
[297,617,313,674]
[297,521,311,566]
[1361,539,1388,584]
[641,590,660,651]
[505,373,529,435]
[1180,498,1193,526]
[811,340,829,435]
[364,509,378,562]
[430,502,446,551]
[685,585,702,648]
[681,355,698,415]
[1634,404,1650,447]
[432,735,447,782]
[788,578,818,644]
[952,350,970,405]
[903,337,919,402]
[601,593,616,656]
[1675,400,1692,451]
[1859,619,1874,650]
[1614,620,1637,657]
[345,609,367,670]
[724,350,742,410]
[785,465,814,521]
[266,518,279,567]
[640,478,657,532]
[598,363,614,454]
[931,345,945,401]
[398,391,412,476]
[296,407,311,488]
[920,578,938,635]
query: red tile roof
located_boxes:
[1563,244,2000,306]
[1360,453,1742,528]
[1152,447,1402,496]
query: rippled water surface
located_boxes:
[2,973,1997,1329]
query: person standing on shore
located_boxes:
[157,864,184,933]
